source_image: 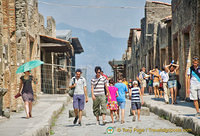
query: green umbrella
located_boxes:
[16,60,44,74]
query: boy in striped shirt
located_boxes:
[129,81,143,121]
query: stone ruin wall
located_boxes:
[0,0,56,112]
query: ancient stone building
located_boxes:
[110,0,200,99]
[109,60,126,82]
[142,1,172,71]
[0,0,76,114]
[126,28,141,81]
[171,0,200,98]
[109,1,172,82]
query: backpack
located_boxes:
[139,72,144,80]
[68,77,76,97]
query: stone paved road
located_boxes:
[51,98,194,136]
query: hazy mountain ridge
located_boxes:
[56,23,127,76]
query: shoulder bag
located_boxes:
[69,77,76,97]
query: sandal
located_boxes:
[121,120,125,124]
[29,113,32,118]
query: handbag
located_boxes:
[69,77,76,97]
[15,92,21,99]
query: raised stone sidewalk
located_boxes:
[0,94,71,136]
[143,95,200,135]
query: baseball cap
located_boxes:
[132,81,138,85]
[75,69,82,73]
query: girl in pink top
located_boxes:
[107,79,119,123]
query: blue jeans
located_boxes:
[168,80,177,88]
[117,101,126,109]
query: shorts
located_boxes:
[73,94,85,110]
[118,101,126,109]
[93,95,107,116]
[153,82,160,87]
[190,86,200,100]
[131,102,141,110]
[141,80,146,88]
[168,80,177,88]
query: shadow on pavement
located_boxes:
[85,123,96,126]
[182,114,196,117]
[65,124,78,127]
[151,97,194,109]
[151,97,165,102]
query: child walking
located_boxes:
[129,81,143,121]
[107,79,119,123]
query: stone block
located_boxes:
[0,88,7,116]
[130,107,150,116]
[3,108,10,118]
[69,110,86,118]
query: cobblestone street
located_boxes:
[51,98,194,136]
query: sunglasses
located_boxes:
[193,57,199,60]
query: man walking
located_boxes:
[160,67,169,104]
[187,56,200,116]
[69,69,88,126]
[137,67,147,96]
[115,78,128,124]
[91,66,111,125]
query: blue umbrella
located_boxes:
[16,60,44,74]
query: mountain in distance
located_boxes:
[56,23,127,78]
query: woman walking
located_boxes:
[166,63,179,104]
[17,71,37,118]
[107,79,119,123]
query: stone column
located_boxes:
[0,88,7,116]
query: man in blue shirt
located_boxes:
[115,77,128,124]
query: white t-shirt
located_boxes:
[70,76,87,95]
[160,71,169,83]
[187,68,200,89]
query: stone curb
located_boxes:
[21,95,72,136]
[143,101,200,135]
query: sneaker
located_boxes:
[96,120,100,125]
[195,112,200,117]
[132,115,136,122]
[78,121,82,126]
[73,116,78,124]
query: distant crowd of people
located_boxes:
[136,63,180,105]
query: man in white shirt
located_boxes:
[69,69,88,126]
[160,67,169,104]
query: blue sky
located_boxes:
[38,0,171,38]
[38,0,172,80]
